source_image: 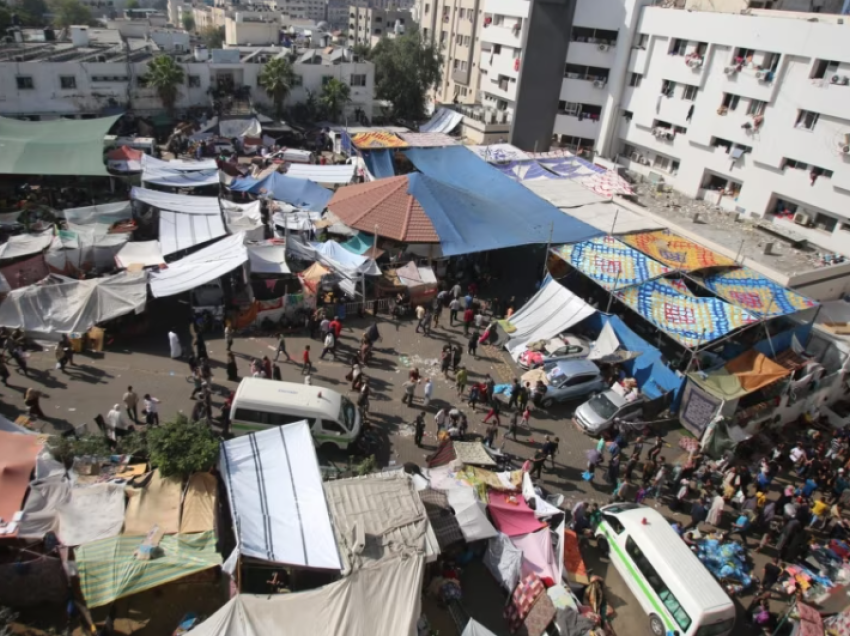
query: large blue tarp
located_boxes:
[403,147,602,256]
[360,150,395,179]
[228,172,332,211]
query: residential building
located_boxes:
[0,28,374,120]
[678,0,847,12]
[224,10,284,46]
[347,6,413,48]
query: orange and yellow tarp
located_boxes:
[622,230,735,272]
[350,131,409,149]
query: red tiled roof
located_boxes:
[327,175,440,243]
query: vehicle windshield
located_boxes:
[587,393,619,419]
[695,618,735,636]
[545,363,565,384]
[339,396,356,432]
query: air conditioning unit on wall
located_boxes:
[724,66,739,75]
[593,80,606,89]
[598,43,609,52]
[793,211,812,226]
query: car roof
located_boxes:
[234,378,341,417]
[601,389,627,407]
[554,359,599,375]
[562,335,587,346]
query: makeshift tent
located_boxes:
[0,431,42,538]
[616,277,758,349]
[578,169,635,196]
[62,201,132,226]
[285,163,355,184]
[140,154,218,171]
[0,271,147,334]
[453,441,497,467]
[536,155,606,178]
[58,483,126,546]
[180,473,216,534]
[149,233,248,298]
[247,243,290,275]
[107,146,143,172]
[622,230,735,271]
[566,202,663,235]
[310,239,381,276]
[466,144,530,163]
[340,232,385,259]
[219,118,262,139]
[492,161,564,182]
[446,484,498,543]
[419,108,464,134]
[0,229,54,261]
[350,131,409,149]
[271,209,321,232]
[403,147,603,255]
[142,165,220,187]
[0,413,38,435]
[359,149,395,179]
[487,492,547,537]
[552,236,670,290]
[688,350,791,400]
[395,261,438,294]
[462,620,499,636]
[698,266,818,317]
[512,530,559,584]
[220,421,341,570]
[222,200,264,241]
[123,469,183,536]
[115,240,165,268]
[77,531,221,608]
[420,488,465,551]
[327,175,440,243]
[503,277,595,358]
[160,214,224,255]
[398,132,459,147]
[186,556,424,636]
[484,532,524,592]
[521,179,607,208]
[228,172,332,211]
[47,223,130,272]
[0,114,121,176]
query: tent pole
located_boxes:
[610,206,619,236]
[605,270,621,314]
[542,222,553,279]
[762,297,778,357]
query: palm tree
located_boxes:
[145,55,184,114]
[258,56,296,119]
[320,78,351,123]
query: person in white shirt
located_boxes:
[168,330,182,359]
[449,298,461,326]
[434,407,447,431]
[423,378,433,407]
[106,404,130,440]
[143,394,160,426]
[451,283,462,299]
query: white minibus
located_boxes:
[229,379,361,450]
[595,504,736,636]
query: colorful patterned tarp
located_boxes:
[552,236,670,290]
[699,266,818,317]
[622,230,736,271]
[577,170,635,196]
[537,157,604,179]
[616,277,757,348]
[350,131,409,149]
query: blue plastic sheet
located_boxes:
[360,150,395,179]
[403,147,602,256]
[695,539,753,592]
[228,172,332,211]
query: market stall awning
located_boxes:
[466,144,530,163]
[578,169,635,196]
[131,187,222,215]
[419,108,463,134]
[359,149,395,179]
[141,154,218,171]
[159,210,226,255]
[285,163,355,185]
[247,243,290,275]
[141,165,220,188]
[0,430,42,537]
[688,350,791,400]
[149,233,247,298]
[0,114,120,176]
[123,469,183,536]
[76,531,221,608]
[328,175,440,243]
[697,266,818,317]
[622,230,735,271]
[552,236,670,290]
[62,201,132,225]
[398,132,459,147]
[115,240,164,269]
[228,172,332,211]
[0,229,54,261]
[535,155,606,178]
[0,271,147,334]
[350,131,409,149]
[220,421,341,570]
[616,277,757,349]
[107,146,143,172]
[492,161,564,182]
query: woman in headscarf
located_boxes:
[707,492,725,527]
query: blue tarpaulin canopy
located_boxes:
[228,172,332,211]
[360,150,395,179]
[403,147,602,256]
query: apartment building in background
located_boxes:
[347,6,414,48]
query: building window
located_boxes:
[622,110,633,120]
[459,8,465,18]
[653,155,670,170]
[461,60,467,71]
[92,75,128,82]
[682,85,698,101]
[350,73,366,87]
[16,76,34,89]
[734,47,755,64]
[59,76,76,89]
[374,28,381,34]
[796,109,819,130]
[814,212,837,233]
[493,44,501,54]
[424,3,429,12]
[456,33,462,44]
[673,125,687,134]
[747,99,766,116]
[636,33,649,49]
[721,93,740,111]
[783,158,808,170]
[668,38,686,56]
[453,59,459,70]
[322,75,333,86]
[463,35,470,46]
[570,26,617,46]
[557,100,581,116]
[811,59,839,80]
[629,72,642,87]
[375,15,382,22]
[661,79,675,97]
[763,52,781,72]
[188,75,201,87]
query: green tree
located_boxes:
[352,42,371,61]
[125,0,139,8]
[51,0,92,28]
[147,414,219,480]
[370,28,442,122]
[181,13,195,32]
[48,434,111,469]
[320,77,351,123]
[199,25,224,49]
[145,54,184,113]
[258,55,296,119]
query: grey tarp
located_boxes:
[0,271,147,334]
[462,619,499,636]
[483,532,524,593]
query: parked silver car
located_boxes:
[574,389,646,436]
[535,359,606,409]
[518,335,591,370]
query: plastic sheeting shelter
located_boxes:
[552,236,670,290]
[62,201,132,226]
[0,114,120,176]
[698,266,818,318]
[0,271,147,334]
[419,108,463,134]
[141,155,218,171]
[622,230,736,272]
[123,469,183,536]
[462,620,500,636]
[467,144,530,163]
[186,556,425,636]
[0,229,54,261]
[487,492,547,537]
[398,132,459,147]
[492,161,564,182]
[220,422,341,570]
[285,163,355,184]
[247,243,290,275]
[503,278,595,358]
[403,147,603,256]
[132,186,222,215]
[521,179,607,208]
[0,431,42,538]
[180,473,217,534]
[228,172,333,211]
[115,241,165,268]
[513,530,559,584]
[688,350,791,400]
[359,149,395,179]
[149,233,247,298]
[484,532,524,592]
[77,531,221,608]
[106,146,143,172]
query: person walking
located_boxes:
[350,360,363,391]
[455,366,468,397]
[10,346,27,377]
[520,406,532,430]
[273,332,291,362]
[507,379,521,411]
[357,379,371,418]
[484,421,499,448]
[301,345,313,375]
[402,377,417,406]
[143,394,160,426]
[483,399,501,426]
[451,345,462,372]
[168,329,182,359]
[224,322,234,353]
[542,436,559,470]
[449,297,461,326]
[414,412,426,447]
[648,436,663,461]
[423,377,433,407]
[320,330,336,360]
[468,330,479,358]
[517,382,530,412]
[319,315,330,340]
[262,356,272,380]
[432,298,442,329]
[226,353,238,381]
[0,355,9,387]
[531,451,547,480]
[106,404,132,441]
[468,384,481,411]
[55,342,70,373]
[24,388,44,419]
[434,407,448,431]
[415,304,426,333]
[123,386,139,424]
[194,333,207,360]
[462,307,474,336]
[507,411,520,442]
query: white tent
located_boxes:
[131,187,222,216]
[149,233,247,298]
[483,532,524,593]
[115,241,165,269]
[466,144,530,163]
[219,118,262,139]
[462,619,499,636]
[188,556,424,636]
[141,166,220,188]
[589,321,619,360]
[0,229,54,261]
[419,107,463,134]
[140,154,218,171]
[219,421,341,570]
[505,278,595,359]
[285,164,355,185]
[0,271,147,334]
[46,223,130,271]
[62,201,132,225]
[159,210,226,255]
[221,200,264,242]
[247,243,290,275]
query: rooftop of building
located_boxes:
[0,28,159,63]
[626,178,847,277]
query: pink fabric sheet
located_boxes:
[511,530,559,584]
[487,492,547,538]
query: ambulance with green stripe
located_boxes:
[594,504,735,636]
[229,379,361,450]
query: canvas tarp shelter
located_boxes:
[141,165,220,188]
[47,222,130,272]
[131,186,222,215]
[187,555,425,636]
[689,350,791,400]
[123,469,183,536]
[219,118,262,139]
[484,532,524,592]
[62,201,132,226]
[228,172,333,211]
[115,240,165,268]
[521,179,607,209]
[247,243,290,275]
[222,200,264,242]
[149,233,248,298]
[504,278,595,358]
[77,531,221,608]
[309,239,381,277]
[0,271,147,334]
[419,107,463,134]
[512,530,559,584]
[159,210,227,255]
[180,473,216,534]
[107,145,143,172]
[0,431,42,538]
[285,163,355,184]
[0,114,121,177]
[0,229,54,261]
[220,421,341,570]
[467,144,530,163]
[488,492,547,537]
[141,155,218,172]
